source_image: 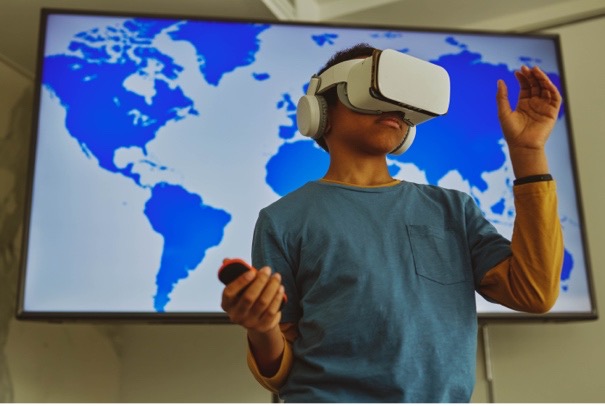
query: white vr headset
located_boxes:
[297,49,450,155]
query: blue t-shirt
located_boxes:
[252,180,511,402]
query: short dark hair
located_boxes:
[313,43,377,152]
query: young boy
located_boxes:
[221,43,563,402]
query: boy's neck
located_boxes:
[320,177,400,188]
[323,156,396,187]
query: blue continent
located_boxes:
[144,183,231,311]
[169,21,270,86]
[277,93,298,140]
[491,198,506,215]
[394,49,562,191]
[44,18,237,311]
[266,140,330,196]
[561,248,574,291]
[125,18,179,39]
[43,22,196,183]
[312,33,338,46]
[253,72,270,81]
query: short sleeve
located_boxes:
[251,209,302,323]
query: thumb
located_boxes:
[496,79,513,118]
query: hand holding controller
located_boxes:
[218,258,288,308]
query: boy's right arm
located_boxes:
[247,323,298,393]
[221,266,295,390]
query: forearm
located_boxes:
[247,325,294,393]
[508,146,549,178]
[247,325,285,377]
[479,181,563,313]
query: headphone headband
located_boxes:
[309,59,360,96]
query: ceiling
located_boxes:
[1,0,603,78]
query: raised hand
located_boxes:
[496,65,562,178]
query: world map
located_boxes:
[25,14,590,315]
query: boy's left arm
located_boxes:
[479,180,563,313]
[479,65,564,312]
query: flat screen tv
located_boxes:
[17,8,597,322]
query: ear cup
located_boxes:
[389,125,416,155]
[297,94,329,139]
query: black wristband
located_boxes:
[513,173,553,185]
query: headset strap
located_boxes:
[309,59,361,95]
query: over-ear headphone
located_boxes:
[297,91,329,140]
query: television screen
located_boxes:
[17,9,597,321]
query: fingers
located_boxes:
[515,65,562,106]
[523,65,542,97]
[253,276,285,328]
[221,268,256,308]
[514,67,533,98]
[496,79,512,118]
[533,66,562,107]
[226,269,256,293]
[221,266,285,331]
[265,278,286,315]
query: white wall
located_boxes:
[4,321,121,402]
[118,324,268,402]
[0,55,33,404]
[1,12,604,405]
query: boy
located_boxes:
[221,43,563,402]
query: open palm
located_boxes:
[496,65,562,150]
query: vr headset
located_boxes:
[297,49,450,155]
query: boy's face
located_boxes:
[324,99,409,157]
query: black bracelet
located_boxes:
[513,173,553,185]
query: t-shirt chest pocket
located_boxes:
[406,225,470,285]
